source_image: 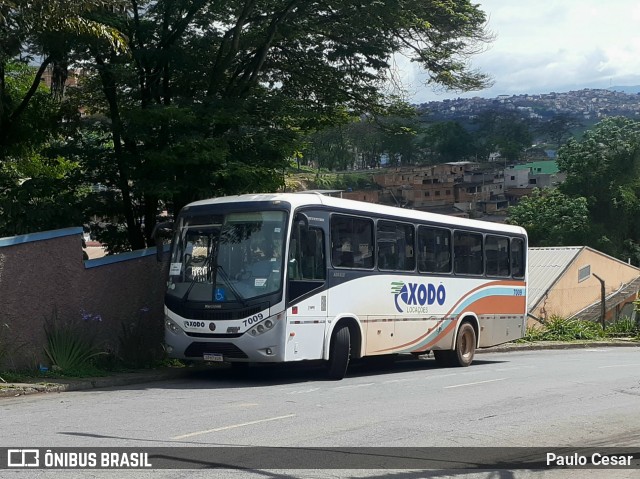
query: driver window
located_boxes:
[289,227,326,281]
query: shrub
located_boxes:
[43,310,105,374]
[605,317,639,337]
[520,316,605,342]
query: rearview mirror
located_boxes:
[294,212,309,229]
[152,221,174,262]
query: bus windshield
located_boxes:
[167,210,287,303]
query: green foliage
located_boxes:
[507,188,590,246]
[43,310,105,374]
[3,0,494,250]
[0,62,90,236]
[421,121,475,162]
[520,316,605,342]
[473,110,533,161]
[0,155,88,236]
[605,317,639,337]
[535,114,583,147]
[335,173,377,190]
[558,117,640,263]
[521,315,640,342]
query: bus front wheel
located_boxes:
[327,325,351,380]
[452,322,476,367]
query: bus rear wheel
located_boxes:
[452,322,476,367]
[327,325,351,380]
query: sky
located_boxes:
[402,0,640,103]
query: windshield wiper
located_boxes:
[212,263,246,306]
[180,231,246,306]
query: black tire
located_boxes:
[433,349,453,367]
[451,322,476,367]
[327,325,351,380]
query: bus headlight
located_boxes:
[247,318,276,337]
[165,317,183,335]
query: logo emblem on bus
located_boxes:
[391,281,446,313]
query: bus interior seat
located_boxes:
[339,251,354,267]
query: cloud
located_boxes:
[405,0,640,102]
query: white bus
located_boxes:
[158,192,527,379]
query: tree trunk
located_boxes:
[0,62,6,156]
[95,56,146,250]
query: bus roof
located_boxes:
[185,192,527,236]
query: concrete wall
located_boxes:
[0,228,167,370]
[531,248,640,322]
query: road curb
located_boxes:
[2,341,639,397]
[478,340,640,353]
[0,368,198,398]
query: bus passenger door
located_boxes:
[285,216,328,361]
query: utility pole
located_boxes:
[593,273,606,331]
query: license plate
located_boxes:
[203,353,223,362]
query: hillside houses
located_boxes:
[342,160,562,219]
[420,88,640,124]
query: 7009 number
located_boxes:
[243,313,264,327]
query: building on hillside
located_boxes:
[513,160,566,188]
[504,186,534,205]
[341,190,380,203]
[528,247,640,326]
[373,164,460,208]
[505,168,531,188]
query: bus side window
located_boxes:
[454,231,483,275]
[485,235,510,277]
[511,238,525,278]
[418,226,451,274]
[377,220,415,271]
[331,215,374,269]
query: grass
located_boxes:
[44,323,106,374]
[520,315,640,342]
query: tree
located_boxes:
[535,113,582,147]
[421,121,475,162]
[0,62,88,236]
[507,188,590,247]
[0,2,126,237]
[557,116,640,262]
[0,0,126,155]
[473,110,533,161]
[65,0,494,250]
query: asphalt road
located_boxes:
[1,347,639,478]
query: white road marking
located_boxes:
[598,363,640,369]
[427,373,458,379]
[444,378,507,389]
[171,414,296,439]
[492,366,536,372]
[333,382,375,390]
[288,388,320,394]
[228,402,259,408]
